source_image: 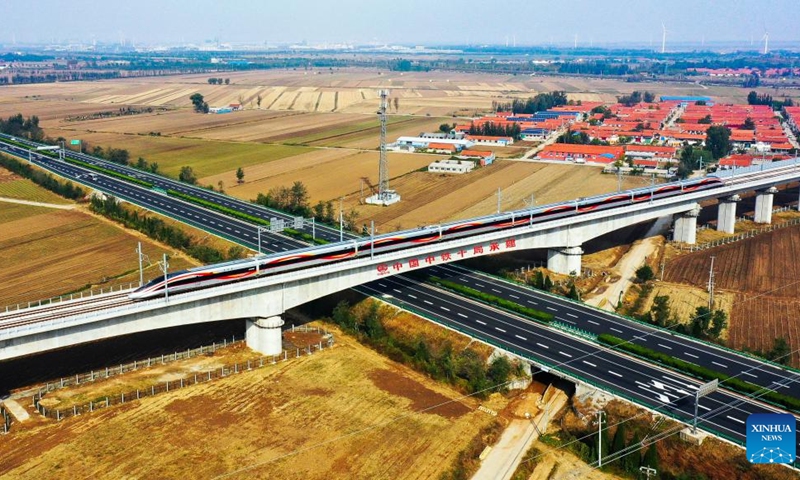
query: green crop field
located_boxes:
[0,177,73,204]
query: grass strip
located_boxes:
[283,228,329,245]
[428,276,553,323]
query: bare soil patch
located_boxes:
[369,368,471,419]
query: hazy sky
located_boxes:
[2,0,799,47]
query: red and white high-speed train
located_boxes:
[129,175,726,300]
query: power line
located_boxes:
[213,267,800,478]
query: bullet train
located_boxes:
[129,173,737,300]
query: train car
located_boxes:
[129,174,725,300]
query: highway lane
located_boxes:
[428,263,800,400]
[4,138,800,401]
[0,134,353,244]
[0,142,309,255]
[357,274,800,452]
[3,136,796,446]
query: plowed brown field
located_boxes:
[664,225,800,366]
[0,329,497,479]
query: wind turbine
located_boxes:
[762,30,769,55]
[661,24,668,54]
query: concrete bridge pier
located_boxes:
[246,316,284,355]
[717,194,741,234]
[673,203,701,244]
[754,187,778,224]
[547,246,583,276]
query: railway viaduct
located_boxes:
[2,159,800,360]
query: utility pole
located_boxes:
[161,254,169,302]
[617,166,622,192]
[370,220,375,259]
[707,255,716,310]
[640,466,657,479]
[597,411,605,467]
[339,196,344,241]
[135,242,145,287]
[496,187,502,214]
[660,261,665,281]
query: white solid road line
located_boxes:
[726,415,745,425]
[515,334,527,341]
[536,343,549,349]
[711,361,729,368]
[608,370,623,378]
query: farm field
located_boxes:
[663,224,800,367]
[44,129,312,179]
[0,325,499,479]
[204,149,438,205]
[0,201,196,306]
[349,162,644,232]
[0,170,72,204]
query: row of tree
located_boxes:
[0,154,85,200]
[466,121,522,139]
[252,181,359,230]
[0,113,44,141]
[207,78,230,85]
[616,90,656,106]
[746,90,794,110]
[89,195,244,264]
[494,91,569,114]
[329,300,515,396]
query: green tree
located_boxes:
[227,245,245,259]
[487,356,512,391]
[256,94,262,108]
[642,443,659,470]
[698,114,712,124]
[635,265,654,282]
[705,126,732,160]
[533,270,545,289]
[690,306,712,339]
[236,167,245,184]
[649,295,672,327]
[543,275,553,292]
[208,78,217,85]
[767,337,791,365]
[622,431,642,473]
[190,93,208,113]
[178,166,198,185]
[611,423,627,456]
[289,181,309,214]
[709,309,727,339]
[567,283,580,301]
[332,301,357,332]
[742,117,756,130]
[136,157,148,170]
[439,123,452,133]
[224,78,230,85]
[361,302,384,340]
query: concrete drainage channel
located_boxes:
[1,326,334,431]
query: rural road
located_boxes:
[0,196,75,210]
[472,387,567,480]
[585,215,671,311]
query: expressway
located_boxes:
[355,271,800,452]
[0,133,352,245]
[2,136,799,450]
[2,136,799,399]
[428,263,800,400]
